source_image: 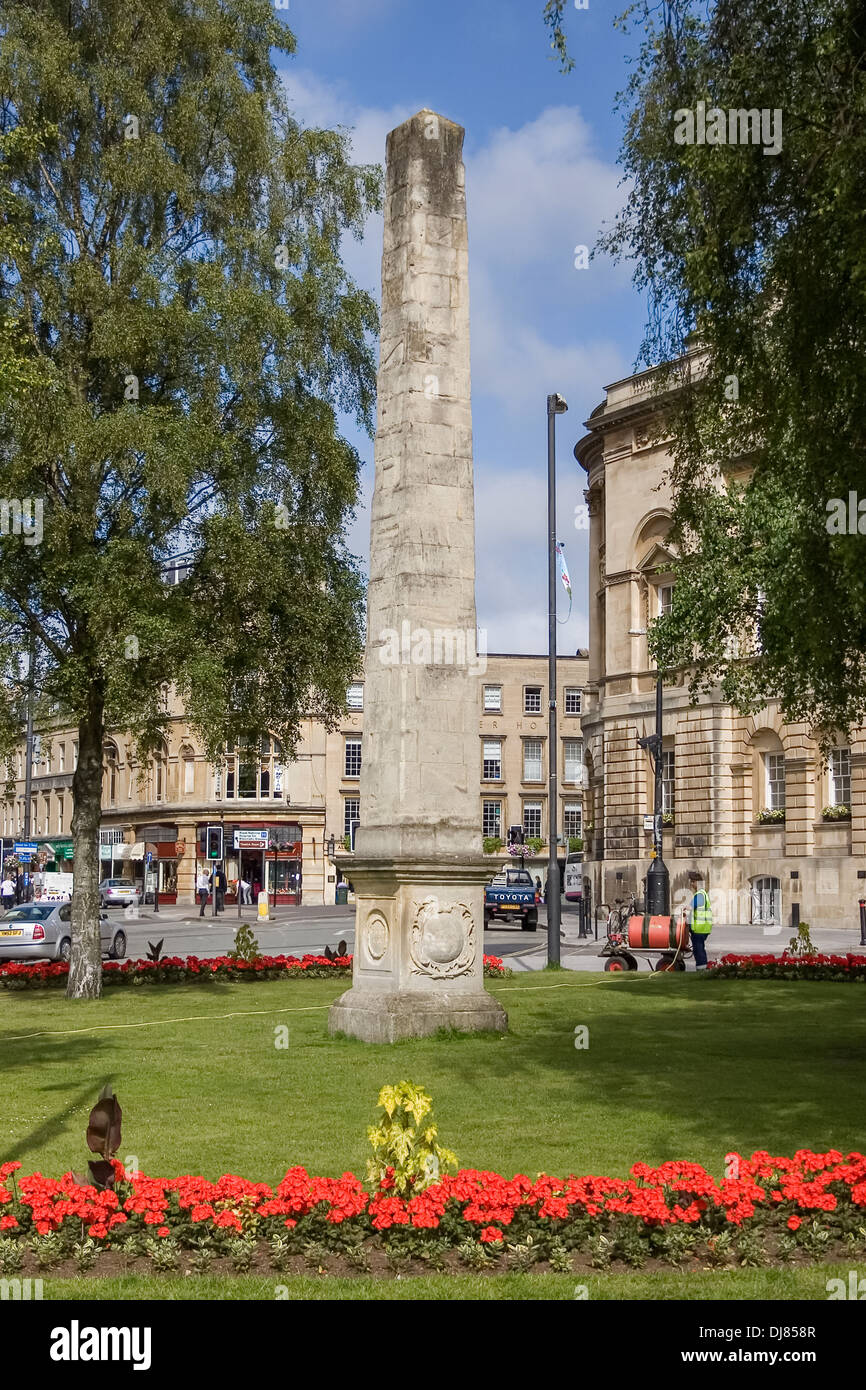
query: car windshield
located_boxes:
[506,871,532,885]
[3,905,54,920]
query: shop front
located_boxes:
[133,824,182,904]
[196,821,304,905]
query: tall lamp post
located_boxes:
[547,392,568,964]
[634,661,670,916]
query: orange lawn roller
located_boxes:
[627,915,689,951]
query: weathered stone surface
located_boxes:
[328,110,507,1042]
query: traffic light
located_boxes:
[206,825,223,860]
[508,824,525,847]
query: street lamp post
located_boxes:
[546,392,568,965]
[638,671,670,916]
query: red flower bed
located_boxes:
[0,953,509,988]
[708,953,866,981]
[2,1151,864,1267]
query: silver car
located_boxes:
[98,878,140,909]
[0,902,127,963]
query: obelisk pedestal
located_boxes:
[328,110,507,1043]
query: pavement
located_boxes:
[6,899,859,971]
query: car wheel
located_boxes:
[109,930,127,960]
[58,937,71,963]
[521,916,537,932]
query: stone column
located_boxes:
[328,110,507,1043]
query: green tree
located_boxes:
[0,0,381,997]
[595,0,866,741]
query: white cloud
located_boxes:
[467,105,626,281]
[274,79,623,650]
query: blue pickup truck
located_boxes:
[484,868,539,931]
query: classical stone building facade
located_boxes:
[575,360,864,930]
[1,653,588,906]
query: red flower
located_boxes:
[479,1226,503,1243]
[787,1215,801,1231]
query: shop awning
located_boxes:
[128,842,146,860]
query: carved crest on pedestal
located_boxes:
[409,896,475,978]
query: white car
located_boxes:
[98,878,140,909]
[0,902,127,963]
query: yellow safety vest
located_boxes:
[692,889,712,934]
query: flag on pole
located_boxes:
[555,541,572,600]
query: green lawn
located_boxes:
[2,972,863,1183]
[35,1267,853,1300]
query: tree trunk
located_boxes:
[67,689,105,1000]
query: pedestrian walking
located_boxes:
[686,870,713,970]
[1,874,15,911]
[196,866,210,917]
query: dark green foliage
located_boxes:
[597,1,866,740]
[0,1,381,993]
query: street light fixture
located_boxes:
[546,393,568,965]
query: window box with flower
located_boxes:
[756,807,786,825]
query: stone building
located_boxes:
[575,355,864,929]
[0,653,588,906]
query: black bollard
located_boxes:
[859,899,866,947]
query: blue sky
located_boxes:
[277,0,647,653]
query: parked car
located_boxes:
[98,878,140,909]
[484,868,539,931]
[0,902,126,963]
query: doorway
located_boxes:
[751,876,781,926]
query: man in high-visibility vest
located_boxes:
[687,870,713,970]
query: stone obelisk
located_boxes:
[328,110,507,1043]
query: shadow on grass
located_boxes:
[1,1074,116,1166]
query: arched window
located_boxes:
[103,743,120,807]
[150,742,168,804]
[750,730,785,820]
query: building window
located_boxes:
[482,739,502,781]
[524,686,542,715]
[183,754,195,795]
[563,803,582,840]
[42,795,50,835]
[225,735,283,800]
[343,797,360,838]
[483,685,502,713]
[657,583,673,617]
[56,797,64,834]
[564,687,582,715]
[523,801,543,839]
[482,800,502,839]
[765,752,786,811]
[661,749,675,814]
[347,682,364,711]
[344,737,362,779]
[563,739,583,784]
[523,739,543,782]
[104,744,119,807]
[58,742,65,773]
[153,746,166,803]
[72,740,78,770]
[829,748,851,806]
